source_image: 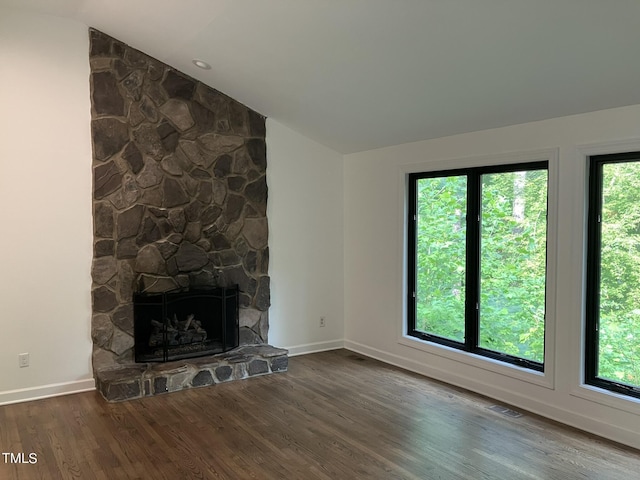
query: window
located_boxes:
[586,152,640,398]
[408,162,549,371]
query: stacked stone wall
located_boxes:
[89,29,269,372]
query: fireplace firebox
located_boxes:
[133,286,239,363]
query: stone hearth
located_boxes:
[96,345,288,402]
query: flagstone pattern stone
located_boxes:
[95,345,288,402]
[89,29,270,376]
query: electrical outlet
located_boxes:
[18,353,29,368]
[319,316,326,328]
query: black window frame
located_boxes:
[586,151,640,399]
[407,161,549,372]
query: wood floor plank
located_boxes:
[1,349,639,479]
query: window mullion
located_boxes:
[407,174,418,334]
[585,159,603,384]
[465,171,481,351]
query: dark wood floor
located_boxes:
[1,350,638,479]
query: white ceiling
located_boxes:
[4,0,640,153]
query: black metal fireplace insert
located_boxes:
[133,286,239,363]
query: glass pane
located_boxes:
[415,176,467,342]
[479,170,547,362]
[597,161,640,387]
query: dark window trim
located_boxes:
[586,151,640,399]
[407,161,548,372]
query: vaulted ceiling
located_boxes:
[5,0,640,153]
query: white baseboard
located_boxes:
[343,340,640,450]
[285,339,345,357]
[0,379,96,406]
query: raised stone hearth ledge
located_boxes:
[95,345,287,402]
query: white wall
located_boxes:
[344,105,640,449]
[0,9,95,403]
[266,119,345,354]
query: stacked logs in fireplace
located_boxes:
[134,286,239,363]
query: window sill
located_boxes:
[570,384,640,416]
[398,335,554,389]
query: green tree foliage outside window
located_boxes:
[595,161,640,387]
[415,175,467,342]
[478,171,547,362]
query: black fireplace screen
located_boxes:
[133,286,239,363]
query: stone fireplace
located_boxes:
[89,29,286,401]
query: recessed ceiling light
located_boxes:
[192,59,211,70]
